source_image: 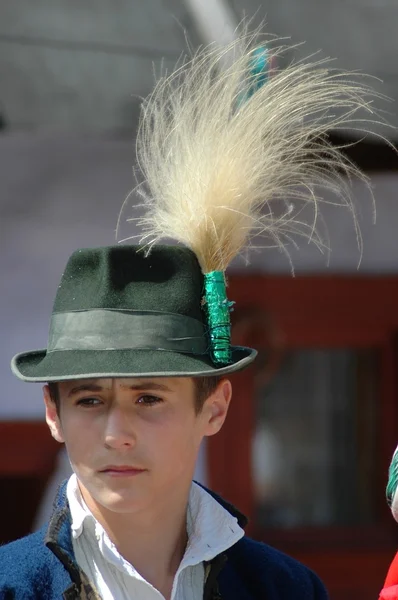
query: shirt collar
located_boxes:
[67,473,94,539]
[183,481,244,566]
[66,474,244,567]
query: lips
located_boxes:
[100,465,146,473]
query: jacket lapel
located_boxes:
[45,482,101,600]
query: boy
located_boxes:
[0,244,327,599]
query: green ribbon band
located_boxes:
[48,309,208,354]
[203,271,234,365]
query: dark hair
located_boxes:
[193,376,222,413]
[48,381,60,412]
[47,376,221,416]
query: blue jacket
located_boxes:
[0,482,328,599]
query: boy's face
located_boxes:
[43,377,231,516]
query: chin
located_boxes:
[93,481,152,514]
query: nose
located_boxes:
[104,405,136,450]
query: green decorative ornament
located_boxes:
[387,446,398,521]
[203,271,235,365]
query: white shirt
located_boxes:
[67,475,244,600]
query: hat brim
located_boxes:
[11,346,257,382]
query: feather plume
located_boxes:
[122,29,391,273]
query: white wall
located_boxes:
[1,132,398,419]
[0,0,197,130]
[2,1,397,135]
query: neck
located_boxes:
[80,481,192,599]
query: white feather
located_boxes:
[122,29,392,273]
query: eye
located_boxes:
[136,395,163,407]
[76,397,102,407]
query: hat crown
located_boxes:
[11,244,256,380]
[54,245,205,323]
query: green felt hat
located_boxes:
[11,245,257,382]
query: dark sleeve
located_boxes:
[0,583,38,600]
[223,536,330,599]
[308,568,329,600]
[0,531,55,600]
[268,560,329,600]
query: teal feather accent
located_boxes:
[386,445,398,508]
[247,46,270,96]
[239,46,269,105]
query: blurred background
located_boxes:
[2,1,398,598]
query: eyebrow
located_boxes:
[67,384,103,397]
[67,382,172,397]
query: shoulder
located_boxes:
[224,536,328,599]
[0,526,49,567]
[0,527,67,599]
[0,525,45,554]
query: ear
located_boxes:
[43,385,65,444]
[202,379,232,437]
